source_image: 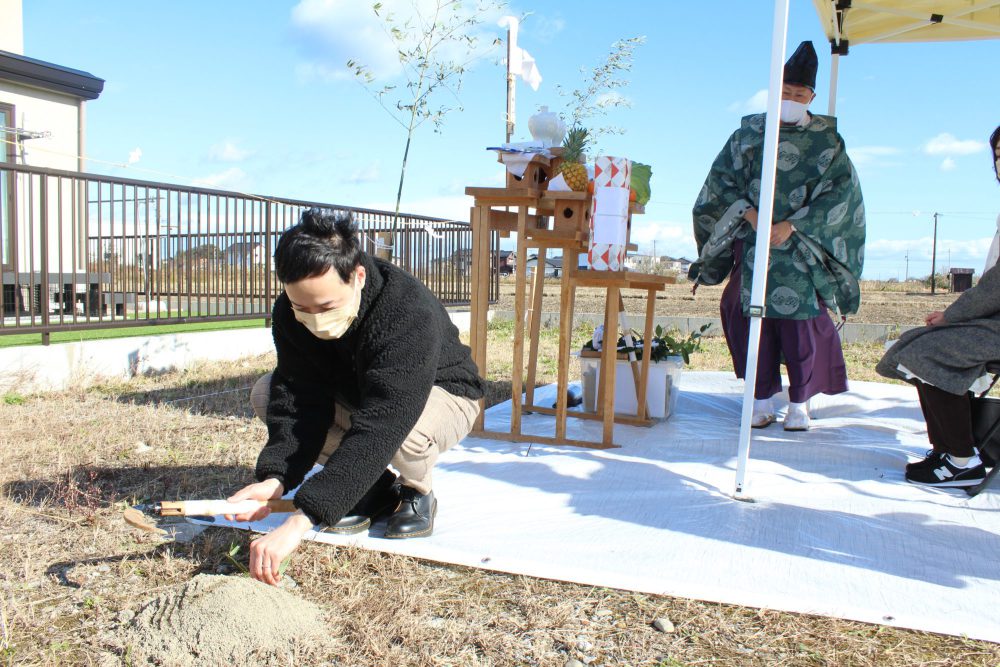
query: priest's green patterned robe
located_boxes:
[689,112,865,319]
[688,113,866,403]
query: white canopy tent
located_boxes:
[733,0,1000,497]
[815,1,1000,114]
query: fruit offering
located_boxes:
[558,126,590,192]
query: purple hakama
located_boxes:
[720,241,848,403]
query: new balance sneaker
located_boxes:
[905,450,946,474]
[905,454,987,487]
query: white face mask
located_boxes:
[293,275,362,340]
[780,99,808,125]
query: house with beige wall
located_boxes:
[1,0,104,315]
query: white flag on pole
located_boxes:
[499,16,542,91]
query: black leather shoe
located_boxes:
[384,486,436,539]
[322,469,399,535]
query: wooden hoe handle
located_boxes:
[158,499,297,516]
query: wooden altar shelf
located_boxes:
[466,182,675,449]
[498,149,565,192]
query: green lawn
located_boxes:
[0,318,268,348]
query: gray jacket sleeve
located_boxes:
[944,263,1000,324]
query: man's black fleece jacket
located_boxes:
[254,253,485,526]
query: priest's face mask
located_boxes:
[286,266,366,340]
[780,84,815,125]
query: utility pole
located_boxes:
[904,250,909,281]
[931,212,940,295]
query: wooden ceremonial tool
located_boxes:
[123,499,297,535]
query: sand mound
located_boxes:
[124,574,326,666]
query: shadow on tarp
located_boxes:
[440,448,1000,589]
[443,379,1000,589]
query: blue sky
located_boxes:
[21,0,1000,279]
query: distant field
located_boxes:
[496,278,959,326]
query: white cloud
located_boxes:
[596,92,632,108]
[522,14,565,43]
[290,0,504,83]
[208,140,254,162]
[341,161,380,185]
[849,145,901,168]
[728,89,768,114]
[940,157,957,171]
[195,167,249,191]
[628,220,697,258]
[923,132,986,156]
[865,236,994,262]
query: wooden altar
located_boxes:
[466,170,675,449]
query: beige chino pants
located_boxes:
[250,373,480,494]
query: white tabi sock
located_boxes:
[787,401,809,416]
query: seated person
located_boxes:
[876,124,1000,487]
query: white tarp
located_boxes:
[204,373,1000,643]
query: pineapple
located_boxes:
[558,126,590,192]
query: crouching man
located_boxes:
[228,209,484,585]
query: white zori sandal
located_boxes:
[783,401,811,431]
[751,399,776,428]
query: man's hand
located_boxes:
[925,311,946,327]
[225,478,285,522]
[770,221,795,247]
[249,512,314,586]
[744,207,758,230]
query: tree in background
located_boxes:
[348,0,505,262]
[557,36,645,143]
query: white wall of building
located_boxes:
[0,82,80,171]
[0,0,24,55]
[0,83,87,271]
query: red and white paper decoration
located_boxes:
[588,156,631,271]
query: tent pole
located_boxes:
[733,0,790,499]
[827,52,839,116]
[506,25,515,142]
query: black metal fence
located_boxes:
[0,163,498,343]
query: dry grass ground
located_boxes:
[1,308,997,664]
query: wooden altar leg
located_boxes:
[524,245,547,410]
[555,254,577,441]
[469,205,490,431]
[510,206,529,436]
[601,285,619,445]
[638,289,656,421]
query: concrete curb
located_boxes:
[0,310,476,394]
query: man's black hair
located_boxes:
[991,124,1000,183]
[274,209,362,284]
